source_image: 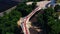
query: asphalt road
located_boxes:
[19,1,51,34]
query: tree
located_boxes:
[0,9,22,34]
[37,7,60,34]
[0,1,37,34]
[54,4,60,12]
[57,0,60,3]
[16,2,37,17]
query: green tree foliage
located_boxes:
[16,2,37,17]
[57,0,60,3]
[37,7,60,34]
[0,1,60,34]
[0,9,22,34]
[54,4,60,12]
[0,2,36,34]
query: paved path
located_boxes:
[17,1,51,34]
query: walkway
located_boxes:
[17,1,51,34]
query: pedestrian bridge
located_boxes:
[17,1,51,34]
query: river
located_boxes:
[0,0,20,12]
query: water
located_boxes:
[0,0,19,12]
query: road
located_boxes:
[17,1,51,34]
